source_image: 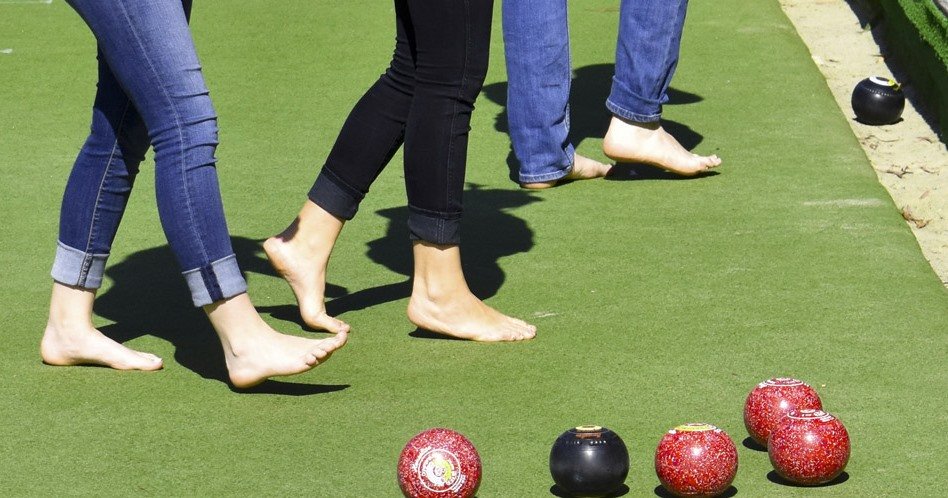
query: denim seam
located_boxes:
[408,204,462,219]
[658,11,681,111]
[562,0,574,171]
[438,0,472,244]
[115,0,212,276]
[52,241,109,289]
[181,254,226,275]
[79,100,132,284]
[182,253,243,305]
[181,254,237,276]
[59,240,110,259]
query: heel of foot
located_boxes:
[520,181,557,190]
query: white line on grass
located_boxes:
[532,311,559,318]
[802,198,886,207]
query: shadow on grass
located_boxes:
[604,163,720,182]
[551,484,630,497]
[408,328,466,341]
[96,184,540,381]
[481,63,708,183]
[742,436,767,452]
[95,236,348,395]
[766,470,849,487]
[318,184,542,323]
[655,485,737,497]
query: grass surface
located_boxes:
[1,0,946,496]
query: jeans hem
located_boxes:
[606,98,661,124]
[407,208,461,246]
[182,254,247,307]
[51,241,108,289]
[308,169,362,220]
[518,163,575,183]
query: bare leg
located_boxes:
[205,293,347,388]
[264,201,350,333]
[406,241,536,341]
[521,153,613,190]
[41,282,163,370]
[602,117,721,176]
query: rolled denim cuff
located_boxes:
[407,208,461,246]
[308,169,363,220]
[51,241,108,289]
[182,254,247,307]
[606,77,662,123]
[517,143,576,184]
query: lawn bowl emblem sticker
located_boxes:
[414,447,466,493]
[671,423,718,434]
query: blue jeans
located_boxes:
[502,0,688,183]
[52,0,246,307]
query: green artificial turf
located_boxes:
[1,0,946,496]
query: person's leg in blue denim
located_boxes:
[501,0,611,188]
[602,0,721,175]
[265,0,536,342]
[606,0,689,123]
[502,0,719,186]
[53,2,241,306]
[43,0,346,387]
[501,0,572,184]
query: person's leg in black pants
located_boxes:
[266,0,536,341]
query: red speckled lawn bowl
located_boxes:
[397,428,481,498]
[768,409,850,486]
[655,423,738,497]
[743,378,823,448]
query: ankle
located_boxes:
[412,270,469,302]
[274,225,337,256]
[205,294,269,339]
[46,308,93,331]
[298,202,345,240]
[613,115,660,130]
[47,283,96,329]
[412,279,456,303]
[411,242,472,300]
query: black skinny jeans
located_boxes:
[308,0,493,245]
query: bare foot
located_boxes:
[222,327,347,389]
[41,283,163,370]
[521,153,613,189]
[407,241,536,342]
[408,291,537,342]
[206,294,348,388]
[602,116,721,176]
[265,202,349,333]
[41,323,163,370]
